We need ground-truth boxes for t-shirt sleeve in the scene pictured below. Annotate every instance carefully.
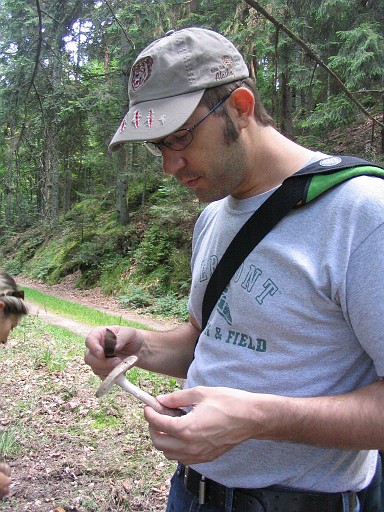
[346,223,384,376]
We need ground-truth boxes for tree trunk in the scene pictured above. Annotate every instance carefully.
[116,147,129,225]
[114,29,131,225]
[5,128,17,226]
[381,93,384,154]
[63,152,72,213]
[281,71,295,140]
[279,8,295,140]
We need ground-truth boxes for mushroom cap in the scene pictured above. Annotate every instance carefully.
[96,355,138,398]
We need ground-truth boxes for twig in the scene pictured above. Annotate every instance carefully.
[104,0,135,51]
[243,0,384,129]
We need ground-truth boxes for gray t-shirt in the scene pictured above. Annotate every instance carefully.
[186,161,384,492]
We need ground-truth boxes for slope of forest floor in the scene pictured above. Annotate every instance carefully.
[320,112,383,158]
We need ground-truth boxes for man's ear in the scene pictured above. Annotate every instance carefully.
[0,301,5,311]
[228,87,254,128]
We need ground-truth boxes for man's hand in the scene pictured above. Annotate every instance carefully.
[144,386,259,464]
[84,325,143,379]
[0,463,11,499]
[84,320,200,380]
[144,381,384,464]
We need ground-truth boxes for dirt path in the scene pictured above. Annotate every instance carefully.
[17,275,179,336]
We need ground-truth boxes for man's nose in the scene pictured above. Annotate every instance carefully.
[162,149,186,177]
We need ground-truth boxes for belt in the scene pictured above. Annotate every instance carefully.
[182,465,358,512]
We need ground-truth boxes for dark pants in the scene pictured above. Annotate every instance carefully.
[356,454,383,512]
[166,458,383,512]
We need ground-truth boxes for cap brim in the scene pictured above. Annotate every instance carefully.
[109,89,205,151]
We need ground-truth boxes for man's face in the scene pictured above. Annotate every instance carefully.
[0,308,19,345]
[159,105,251,202]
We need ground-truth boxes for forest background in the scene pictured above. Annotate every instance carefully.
[1,0,383,320]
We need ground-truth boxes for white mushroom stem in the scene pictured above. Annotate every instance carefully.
[95,356,186,417]
[115,374,186,417]
[114,374,162,410]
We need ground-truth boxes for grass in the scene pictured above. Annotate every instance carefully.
[22,286,151,329]
[0,303,181,511]
[0,428,21,458]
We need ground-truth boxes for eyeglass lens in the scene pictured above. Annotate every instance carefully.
[0,290,25,299]
[144,128,193,156]
[144,81,243,157]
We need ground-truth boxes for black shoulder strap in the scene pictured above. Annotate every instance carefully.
[200,155,384,334]
[293,155,375,176]
[300,157,384,205]
[201,174,309,331]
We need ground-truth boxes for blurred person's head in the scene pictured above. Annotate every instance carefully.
[0,271,28,344]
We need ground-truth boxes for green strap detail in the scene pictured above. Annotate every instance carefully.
[305,166,384,204]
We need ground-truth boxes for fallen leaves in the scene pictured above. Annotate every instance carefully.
[0,318,175,511]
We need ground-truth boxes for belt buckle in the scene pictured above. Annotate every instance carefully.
[199,476,206,505]
[183,465,189,487]
[184,465,207,505]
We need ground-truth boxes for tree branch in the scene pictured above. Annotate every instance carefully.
[104,0,135,51]
[16,0,44,152]
[243,0,384,129]
[25,0,43,99]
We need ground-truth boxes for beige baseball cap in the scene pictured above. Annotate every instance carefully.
[109,27,249,151]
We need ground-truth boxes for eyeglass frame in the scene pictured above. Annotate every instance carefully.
[0,290,25,300]
[143,81,244,157]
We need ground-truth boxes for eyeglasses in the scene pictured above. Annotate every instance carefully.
[144,90,235,157]
[0,290,25,299]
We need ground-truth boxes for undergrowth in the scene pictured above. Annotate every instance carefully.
[0,180,199,322]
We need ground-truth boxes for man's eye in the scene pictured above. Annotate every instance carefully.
[162,139,173,149]
[173,131,189,142]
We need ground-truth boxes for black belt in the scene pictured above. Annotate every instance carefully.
[181,464,358,512]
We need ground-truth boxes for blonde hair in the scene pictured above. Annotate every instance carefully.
[0,271,28,317]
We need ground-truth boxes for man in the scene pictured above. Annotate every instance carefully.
[85,28,384,512]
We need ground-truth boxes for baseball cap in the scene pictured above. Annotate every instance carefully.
[109,27,249,151]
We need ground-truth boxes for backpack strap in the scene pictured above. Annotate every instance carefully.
[199,155,384,335]
[292,155,384,206]
[303,165,384,205]
[201,174,310,332]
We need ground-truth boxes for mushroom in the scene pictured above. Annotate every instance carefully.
[103,328,117,358]
[96,355,186,417]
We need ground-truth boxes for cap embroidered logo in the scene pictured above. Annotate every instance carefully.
[131,56,153,91]
[132,110,142,129]
[213,56,235,81]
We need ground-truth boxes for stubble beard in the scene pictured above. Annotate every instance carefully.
[194,132,246,203]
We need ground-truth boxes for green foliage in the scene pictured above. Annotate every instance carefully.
[329,22,384,89]
[119,284,153,309]
[2,259,23,276]
[300,94,358,135]
[147,292,189,321]
[133,224,173,274]
[89,410,122,429]
[129,179,197,291]
[119,285,189,320]
[2,183,195,320]
[33,347,68,372]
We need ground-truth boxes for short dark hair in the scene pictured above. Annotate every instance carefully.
[201,78,275,127]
